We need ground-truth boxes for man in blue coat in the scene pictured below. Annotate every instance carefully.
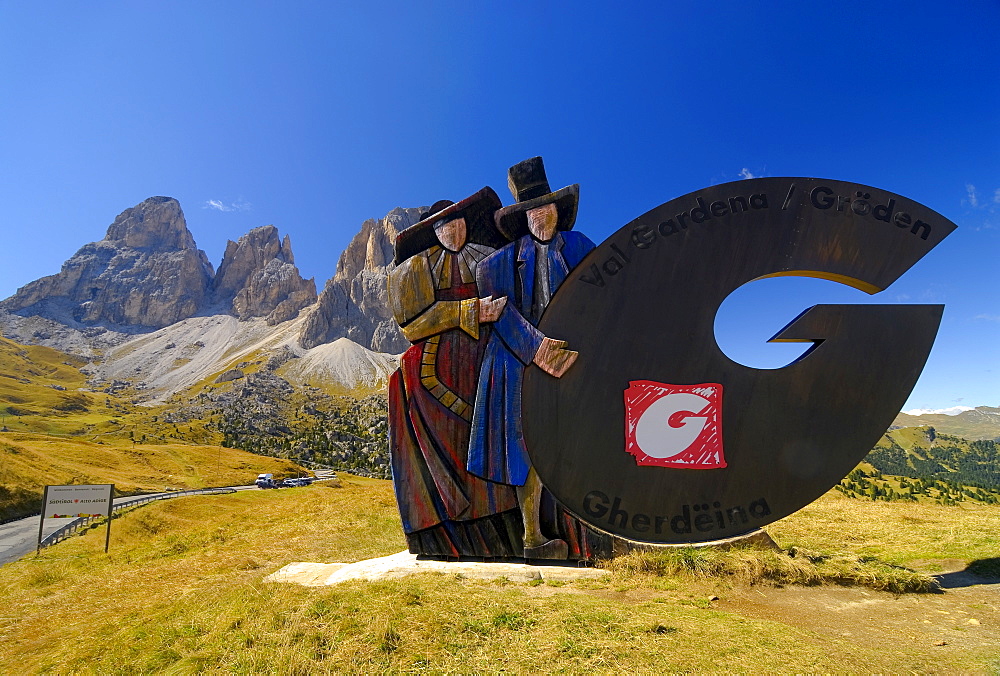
[468,157,596,559]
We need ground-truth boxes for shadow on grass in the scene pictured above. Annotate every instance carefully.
[935,558,1000,589]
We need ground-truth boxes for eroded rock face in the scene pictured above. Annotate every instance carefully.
[1,197,214,329]
[214,225,317,325]
[299,207,423,353]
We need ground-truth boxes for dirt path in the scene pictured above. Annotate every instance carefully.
[717,570,1000,669]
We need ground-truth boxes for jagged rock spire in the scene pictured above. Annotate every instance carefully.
[299,207,423,353]
[214,225,317,325]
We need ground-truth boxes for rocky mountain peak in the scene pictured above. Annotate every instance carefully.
[214,225,317,325]
[215,225,284,297]
[1,196,214,330]
[104,196,198,250]
[299,206,424,353]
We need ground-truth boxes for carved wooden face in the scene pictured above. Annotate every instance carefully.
[527,203,559,242]
[434,216,467,252]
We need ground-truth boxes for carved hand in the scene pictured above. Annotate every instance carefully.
[478,295,507,323]
[533,337,579,378]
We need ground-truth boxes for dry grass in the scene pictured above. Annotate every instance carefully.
[601,544,937,593]
[1,478,997,673]
[0,336,89,404]
[765,489,1000,572]
[0,431,302,522]
[0,335,226,445]
[0,335,105,435]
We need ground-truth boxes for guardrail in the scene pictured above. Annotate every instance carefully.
[38,487,237,551]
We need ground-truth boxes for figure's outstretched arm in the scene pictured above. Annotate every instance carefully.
[478,247,577,377]
[533,337,578,377]
[478,251,545,365]
[527,230,596,377]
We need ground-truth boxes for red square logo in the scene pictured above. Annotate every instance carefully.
[624,381,726,469]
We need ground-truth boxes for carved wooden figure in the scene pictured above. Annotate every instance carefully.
[466,157,600,559]
[388,161,613,561]
[387,187,524,557]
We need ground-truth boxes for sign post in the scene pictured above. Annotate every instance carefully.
[37,484,115,554]
[35,485,49,555]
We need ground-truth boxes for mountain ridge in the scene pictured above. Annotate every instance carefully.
[891,406,1000,441]
[0,196,422,397]
[2,197,215,330]
[1,196,418,357]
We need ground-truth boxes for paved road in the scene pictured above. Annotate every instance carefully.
[0,486,256,566]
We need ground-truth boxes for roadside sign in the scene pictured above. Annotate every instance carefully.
[38,484,115,553]
[42,484,113,518]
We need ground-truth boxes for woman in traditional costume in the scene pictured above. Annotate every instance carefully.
[386,187,522,557]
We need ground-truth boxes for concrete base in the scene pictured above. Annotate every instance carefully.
[265,550,610,586]
[265,531,779,587]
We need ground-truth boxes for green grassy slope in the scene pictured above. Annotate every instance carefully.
[0,335,92,422]
[0,335,223,444]
[0,336,305,522]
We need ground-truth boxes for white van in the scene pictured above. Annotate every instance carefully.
[255,473,277,488]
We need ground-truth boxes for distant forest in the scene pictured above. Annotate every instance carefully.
[835,431,1000,506]
[865,434,999,490]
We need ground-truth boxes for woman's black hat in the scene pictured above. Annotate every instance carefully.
[393,186,506,264]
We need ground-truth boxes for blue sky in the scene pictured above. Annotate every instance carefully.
[0,1,996,411]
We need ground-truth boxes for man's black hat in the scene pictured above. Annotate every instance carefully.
[495,156,580,240]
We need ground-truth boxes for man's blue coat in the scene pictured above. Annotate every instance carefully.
[467,230,596,485]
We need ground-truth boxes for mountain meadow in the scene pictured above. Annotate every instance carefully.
[0,331,997,671]
[0,476,998,672]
